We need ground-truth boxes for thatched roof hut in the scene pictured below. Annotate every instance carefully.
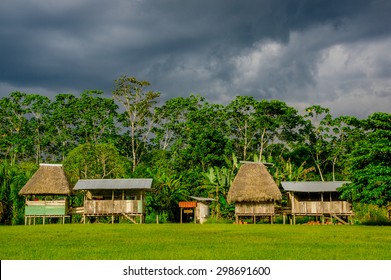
[227,162,282,203]
[19,164,72,196]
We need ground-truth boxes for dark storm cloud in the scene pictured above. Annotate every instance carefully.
[0,0,390,117]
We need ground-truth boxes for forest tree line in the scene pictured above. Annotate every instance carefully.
[1,76,390,224]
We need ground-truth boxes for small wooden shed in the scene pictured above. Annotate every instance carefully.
[227,162,282,224]
[73,178,152,224]
[19,164,72,225]
[281,181,353,224]
[179,196,216,224]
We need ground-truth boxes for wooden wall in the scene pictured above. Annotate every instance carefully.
[25,200,68,216]
[235,202,275,215]
[84,200,144,215]
[288,192,352,215]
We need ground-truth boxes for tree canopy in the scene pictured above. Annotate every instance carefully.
[1,76,390,223]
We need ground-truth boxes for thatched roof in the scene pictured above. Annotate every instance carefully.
[19,164,72,196]
[227,162,282,203]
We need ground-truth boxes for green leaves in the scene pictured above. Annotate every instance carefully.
[201,161,239,219]
[63,143,127,183]
[340,112,391,206]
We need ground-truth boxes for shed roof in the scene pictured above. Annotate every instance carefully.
[227,162,282,203]
[73,179,152,191]
[19,164,72,196]
[189,196,217,202]
[281,181,350,192]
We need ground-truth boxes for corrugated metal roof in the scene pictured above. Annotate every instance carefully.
[189,196,217,202]
[73,179,153,190]
[281,181,350,192]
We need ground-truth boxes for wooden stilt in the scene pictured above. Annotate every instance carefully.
[194,208,196,224]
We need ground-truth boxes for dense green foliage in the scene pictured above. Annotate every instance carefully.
[340,113,391,206]
[1,224,391,260]
[0,76,390,224]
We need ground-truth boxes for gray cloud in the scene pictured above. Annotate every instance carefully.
[1,0,390,118]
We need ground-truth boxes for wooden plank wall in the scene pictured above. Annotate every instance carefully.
[235,202,275,214]
[25,200,67,216]
[84,200,143,215]
[292,200,352,215]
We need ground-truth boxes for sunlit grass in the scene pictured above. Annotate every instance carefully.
[1,224,390,260]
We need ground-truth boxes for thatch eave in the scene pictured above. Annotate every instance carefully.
[19,164,72,196]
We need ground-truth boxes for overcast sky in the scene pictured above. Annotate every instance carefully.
[1,0,390,118]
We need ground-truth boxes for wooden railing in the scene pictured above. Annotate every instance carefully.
[25,200,67,216]
[292,201,352,215]
[84,200,144,215]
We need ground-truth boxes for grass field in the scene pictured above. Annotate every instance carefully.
[1,223,391,260]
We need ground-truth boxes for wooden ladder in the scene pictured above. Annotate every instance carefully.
[122,213,138,224]
[331,214,348,225]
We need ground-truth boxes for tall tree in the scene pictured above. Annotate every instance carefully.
[340,112,391,206]
[23,94,51,164]
[302,105,333,181]
[0,92,31,164]
[63,143,127,183]
[46,94,79,161]
[113,75,160,172]
[74,90,118,144]
[224,96,258,161]
[254,100,303,161]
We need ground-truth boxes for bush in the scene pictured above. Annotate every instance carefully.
[352,203,391,225]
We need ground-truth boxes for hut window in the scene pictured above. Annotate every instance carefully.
[298,192,321,201]
[330,192,339,201]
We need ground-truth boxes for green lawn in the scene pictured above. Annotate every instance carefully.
[1,223,390,260]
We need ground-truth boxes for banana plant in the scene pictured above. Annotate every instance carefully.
[201,156,239,219]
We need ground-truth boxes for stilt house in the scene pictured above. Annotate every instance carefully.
[73,178,152,224]
[227,162,282,224]
[19,164,72,225]
[281,181,353,224]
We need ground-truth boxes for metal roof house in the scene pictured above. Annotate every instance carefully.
[74,179,152,224]
[19,164,73,225]
[281,181,353,224]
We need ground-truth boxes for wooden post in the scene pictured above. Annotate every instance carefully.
[156,214,159,224]
[194,207,196,224]
[112,190,114,224]
[180,208,183,224]
[283,213,286,225]
[290,192,296,225]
